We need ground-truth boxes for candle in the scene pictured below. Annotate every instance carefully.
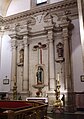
[14,75,16,80]
[14,75,16,83]
[57,73,60,82]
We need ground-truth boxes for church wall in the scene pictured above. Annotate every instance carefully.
[0,0,81,111]
[71,19,84,92]
[0,35,11,92]
[0,18,83,102]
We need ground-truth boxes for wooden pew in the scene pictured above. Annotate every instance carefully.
[0,101,48,119]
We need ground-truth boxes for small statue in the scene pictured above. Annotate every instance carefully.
[19,49,24,63]
[36,66,43,84]
[56,42,64,58]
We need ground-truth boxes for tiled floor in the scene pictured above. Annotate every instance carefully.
[47,112,84,119]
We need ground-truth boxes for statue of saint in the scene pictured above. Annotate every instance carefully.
[56,42,64,58]
[36,66,43,84]
[19,49,24,63]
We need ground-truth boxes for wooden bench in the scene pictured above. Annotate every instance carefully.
[0,101,48,119]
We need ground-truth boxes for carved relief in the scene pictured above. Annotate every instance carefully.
[44,12,53,23]
[15,23,21,32]
[27,16,36,26]
[44,12,62,31]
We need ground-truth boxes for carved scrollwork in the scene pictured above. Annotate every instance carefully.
[44,12,53,23]
[27,16,36,26]
[44,12,62,30]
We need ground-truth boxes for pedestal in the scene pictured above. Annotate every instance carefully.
[53,98,64,113]
[32,84,45,97]
[53,106,64,113]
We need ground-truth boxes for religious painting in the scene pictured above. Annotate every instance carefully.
[3,78,9,84]
[80,75,84,82]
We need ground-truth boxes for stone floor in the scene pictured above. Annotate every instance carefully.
[47,111,84,119]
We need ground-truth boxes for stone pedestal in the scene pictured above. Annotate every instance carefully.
[32,84,45,97]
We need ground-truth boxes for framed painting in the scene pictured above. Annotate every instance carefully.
[3,78,9,84]
[80,75,84,82]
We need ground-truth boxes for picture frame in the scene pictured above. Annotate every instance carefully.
[80,75,84,82]
[3,79,9,84]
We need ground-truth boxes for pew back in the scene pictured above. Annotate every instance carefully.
[0,101,48,119]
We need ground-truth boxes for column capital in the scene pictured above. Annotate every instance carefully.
[9,33,23,40]
[11,39,17,48]
[62,27,69,38]
[23,35,29,46]
[9,33,16,39]
[45,26,54,42]
[47,30,54,42]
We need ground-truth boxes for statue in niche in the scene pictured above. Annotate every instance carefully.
[56,42,64,58]
[36,66,43,84]
[19,49,24,64]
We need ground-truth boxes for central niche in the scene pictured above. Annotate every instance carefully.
[32,65,45,97]
[36,66,44,85]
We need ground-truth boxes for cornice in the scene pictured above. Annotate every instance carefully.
[28,30,47,37]
[3,0,77,24]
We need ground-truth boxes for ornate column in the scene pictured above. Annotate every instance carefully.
[45,25,55,91]
[23,35,29,92]
[60,16,74,111]
[10,36,17,91]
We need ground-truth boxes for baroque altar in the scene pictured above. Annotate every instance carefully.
[4,0,76,111]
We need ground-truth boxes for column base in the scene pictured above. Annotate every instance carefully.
[47,91,56,112]
[52,107,64,113]
[64,91,76,112]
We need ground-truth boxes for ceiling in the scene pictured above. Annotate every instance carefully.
[0,0,84,17]
[0,0,11,16]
